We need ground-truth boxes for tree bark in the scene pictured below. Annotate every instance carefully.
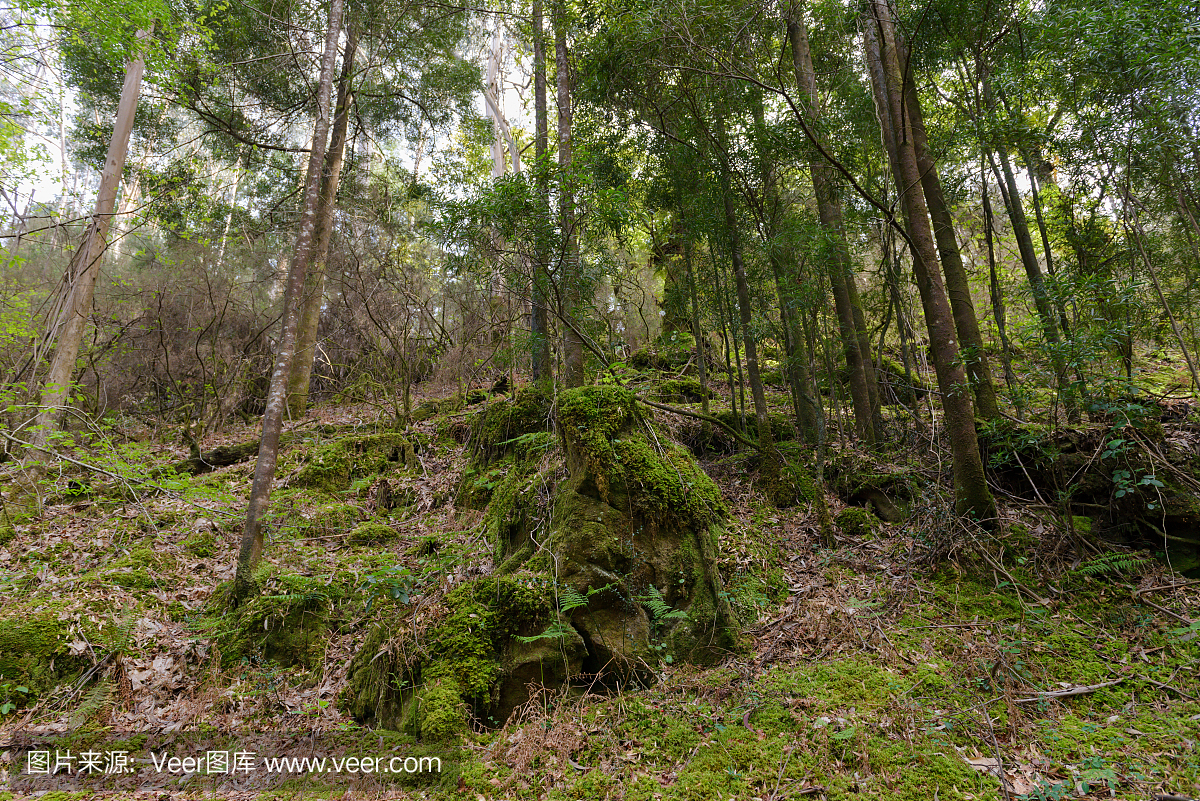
[531,0,552,382]
[287,22,357,418]
[556,3,584,388]
[869,0,995,522]
[233,0,345,604]
[788,7,877,443]
[902,74,1001,421]
[34,30,150,446]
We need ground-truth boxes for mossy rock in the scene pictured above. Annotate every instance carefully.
[0,604,85,698]
[757,452,817,509]
[467,384,552,466]
[552,385,736,674]
[342,572,572,734]
[293,433,417,492]
[349,522,398,546]
[630,331,698,372]
[654,377,714,404]
[681,409,798,456]
[835,506,878,538]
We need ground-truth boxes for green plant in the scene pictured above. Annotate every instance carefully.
[1,681,30,714]
[1072,552,1152,576]
[363,565,414,611]
[1017,777,1073,801]
[515,583,611,644]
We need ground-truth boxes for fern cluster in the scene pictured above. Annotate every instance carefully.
[1073,552,1151,577]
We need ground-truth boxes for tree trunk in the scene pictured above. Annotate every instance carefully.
[982,167,1020,405]
[531,0,552,382]
[714,117,774,455]
[287,22,357,418]
[33,30,150,446]
[869,0,995,522]
[903,75,1001,421]
[556,4,584,388]
[233,0,345,604]
[988,144,1076,417]
[788,7,877,443]
[750,92,819,443]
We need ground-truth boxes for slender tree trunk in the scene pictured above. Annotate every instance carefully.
[982,167,1019,406]
[287,22,357,417]
[531,0,552,382]
[714,118,774,454]
[869,0,995,522]
[685,239,710,417]
[903,75,1000,420]
[233,0,345,604]
[34,30,150,446]
[788,7,877,443]
[749,92,818,443]
[556,4,584,387]
[988,143,1076,417]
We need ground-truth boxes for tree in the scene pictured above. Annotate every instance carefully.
[233,0,345,604]
[866,0,995,522]
[33,29,151,447]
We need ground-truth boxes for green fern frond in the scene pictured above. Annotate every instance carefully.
[515,619,576,644]
[639,586,689,622]
[1073,552,1151,576]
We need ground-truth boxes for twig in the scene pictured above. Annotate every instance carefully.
[1132,587,1195,626]
[1137,676,1197,701]
[1014,677,1125,704]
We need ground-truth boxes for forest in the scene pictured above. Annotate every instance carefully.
[1,0,1199,796]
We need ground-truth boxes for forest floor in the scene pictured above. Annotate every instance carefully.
[1,372,1199,801]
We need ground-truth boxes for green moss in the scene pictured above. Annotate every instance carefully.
[416,679,467,742]
[654,377,713,404]
[835,506,878,538]
[209,582,333,668]
[348,522,398,546]
[182,530,218,557]
[294,433,415,492]
[0,604,84,697]
[0,526,15,547]
[469,385,552,465]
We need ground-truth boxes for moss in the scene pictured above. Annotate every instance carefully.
[465,388,488,405]
[182,530,218,557]
[654,377,713,404]
[835,506,878,538]
[0,604,84,698]
[630,331,697,371]
[294,433,415,492]
[210,582,332,668]
[469,384,552,465]
[0,526,15,547]
[348,521,398,546]
[416,678,468,742]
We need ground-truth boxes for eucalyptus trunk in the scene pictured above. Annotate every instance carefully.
[903,77,1001,421]
[233,0,345,604]
[287,22,358,418]
[34,31,149,446]
[531,0,552,382]
[787,6,877,443]
[556,4,584,388]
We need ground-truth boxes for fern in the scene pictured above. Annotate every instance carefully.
[69,680,112,729]
[556,585,589,613]
[639,586,689,622]
[1073,552,1151,577]
[516,619,577,644]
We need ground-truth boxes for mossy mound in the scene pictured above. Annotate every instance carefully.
[828,450,913,523]
[411,395,464,423]
[293,432,417,492]
[678,409,798,456]
[835,506,878,538]
[551,385,735,675]
[0,604,85,699]
[211,576,342,668]
[467,384,552,465]
[457,385,554,510]
[630,331,699,372]
[341,572,579,736]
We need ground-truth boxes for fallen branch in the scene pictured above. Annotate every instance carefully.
[1014,677,1126,704]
